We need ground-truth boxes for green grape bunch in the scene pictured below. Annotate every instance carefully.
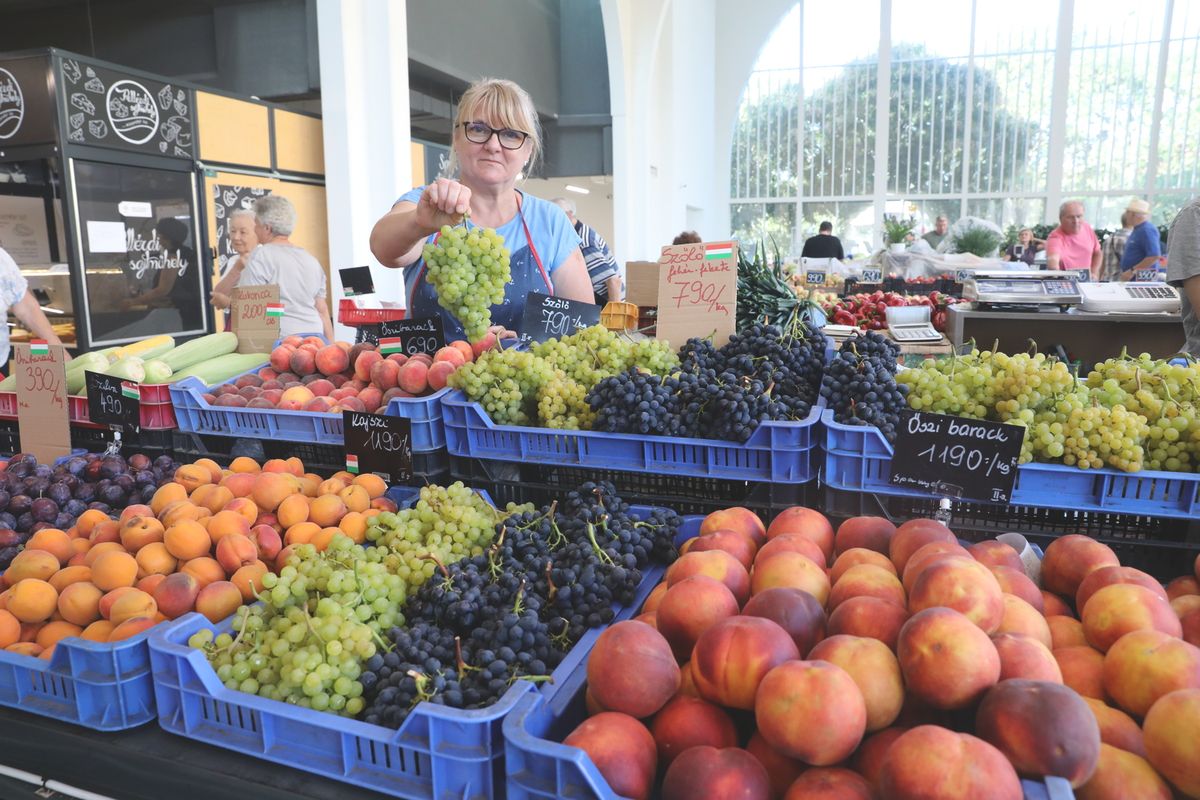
[423,223,511,341]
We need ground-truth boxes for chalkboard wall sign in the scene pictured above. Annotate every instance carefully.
[342,411,412,483]
[518,291,601,343]
[85,370,140,430]
[889,410,1023,503]
[58,56,195,159]
[379,316,445,356]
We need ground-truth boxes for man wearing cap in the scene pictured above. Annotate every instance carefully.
[1045,200,1103,279]
[1168,197,1200,356]
[1117,199,1162,281]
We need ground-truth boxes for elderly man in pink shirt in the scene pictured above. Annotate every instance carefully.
[1045,200,1103,279]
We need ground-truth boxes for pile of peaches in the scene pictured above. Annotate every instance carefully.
[203,335,476,414]
[565,506,1200,800]
[0,455,398,660]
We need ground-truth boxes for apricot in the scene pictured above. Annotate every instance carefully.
[8,579,59,623]
[297,473,322,497]
[35,620,82,650]
[252,472,298,512]
[92,551,138,591]
[80,619,115,642]
[338,485,371,513]
[207,509,251,545]
[215,533,258,574]
[57,582,103,626]
[249,525,283,562]
[191,484,234,515]
[48,565,92,593]
[108,589,156,624]
[137,573,166,595]
[276,493,310,528]
[351,473,387,499]
[221,472,257,498]
[88,519,121,544]
[223,497,259,526]
[25,528,72,565]
[5,549,60,584]
[284,522,321,546]
[7,642,43,658]
[231,561,269,602]
[75,508,112,537]
[180,557,226,588]
[0,609,19,648]
[337,512,368,544]
[309,494,348,527]
[135,542,177,577]
[173,463,212,493]
[97,586,135,619]
[196,581,242,623]
[108,616,157,642]
[164,520,212,561]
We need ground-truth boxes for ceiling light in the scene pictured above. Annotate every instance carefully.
[564,184,589,194]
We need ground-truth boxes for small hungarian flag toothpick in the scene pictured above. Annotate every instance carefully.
[29,339,49,355]
[265,303,285,318]
[704,242,733,260]
[345,454,359,474]
[379,337,403,356]
[121,381,140,399]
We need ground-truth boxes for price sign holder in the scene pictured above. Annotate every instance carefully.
[85,371,140,431]
[890,410,1023,503]
[1133,269,1159,282]
[13,341,70,464]
[1074,269,1091,283]
[861,268,882,284]
[339,266,375,297]
[655,240,737,348]
[518,292,601,344]
[379,317,445,356]
[231,284,281,353]
[342,411,412,483]
[805,269,828,286]
[955,269,973,283]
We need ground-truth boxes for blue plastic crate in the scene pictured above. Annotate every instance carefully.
[441,390,822,483]
[147,504,695,800]
[822,409,1200,519]
[0,614,155,730]
[383,387,449,452]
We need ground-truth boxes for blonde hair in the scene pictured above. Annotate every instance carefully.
[445,78,541,178]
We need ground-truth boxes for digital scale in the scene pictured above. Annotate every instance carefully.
[964,271,1082,308]
[1077,282,1180,313]
[885,305,943,343]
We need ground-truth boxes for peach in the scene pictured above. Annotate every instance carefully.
[396,361,427,395]
[358,386,383,412]
[656,576,739,661]
[564,712,657,800]
[7,580,58,623]
[834,516,896,557]
[448,339,473,363]
[783,768,873,800]
[97,586,135,620]
[976,679,1101,787]
[897,607,1000,709]
[252,472,299,513]
[993,632,1063,682]
[661,746,770,800]
[749,551,829,606]
[641,582,667,614]
[1081,583,1181,652]
[180,557,226,588]
[91,551,138,591]
[87,519,121,544]
[195,581,242,623]
[879,726,1022,800]
[1102,629,1200,718]
[280,385,315,408]
[755,533,827,569]
[908,557,1005,633]
[889,518,956,572]
[1042,535,1120,598]
[108,589,156,625]
[666,550,750,607]
[137,573,166,595]
[1174,594,1200,618]
[269,345,294,373]
[221,472,257,498]
[649,694,738,766]
[900,541,970,594]
[433,345,466,367]
[1082,697,1146,757]
[745,732,805,799]
[223,497,260,526]
[700,507,766,548]
[1185,608,1200,648]
[852,727,908,794]
[1043,590,1075,618]
[250,525,283,562]
[470,333,497,357]
[740,587,826,657]
[163,520,211,561]
[1055,645,1108,701]
[830,547,896,584]
[289,348,316,376]
[1142,688,1200,799]
[315,344,348,376]
[1078,565,1168,616]
[587,621,679,718]
[354,350,382,382]
[427,361,455,391]
[215,533,258,574]
[302,397,334,413]
[766,507,834,562]
[995,594,1053,648]
[828,596,909,651]
[687,531,757,572]
[691,616,799,710]
[47,565,91,593]
[827,564,906,611]
[135,542,177,577]
[153,573,200,620]
[755,659,867,764]
[369,359,400,391]
[1166,576,1200,601]
[25,528,72,565]
[1076,743,1173,800]
[969,539,1025,572]
[809,634,904,731]
[5,549,59,584]
[991,565,1044,612]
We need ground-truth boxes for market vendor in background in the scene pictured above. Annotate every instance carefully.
[1168,197,1200,356]
[802,221,845,260]
[210,209,260,312]
[370,78,594,341]
[552,197,621,306]
[1102,212,1132,281]
[922,215,949,248]
[1117,198,1162,281]
[1005,228,1043,266]
[0,245,66,363]
[1045,200,1102,279]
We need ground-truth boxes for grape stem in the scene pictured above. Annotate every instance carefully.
[586,523,615,564]
[544,561,557,602]
[513,578,527,615]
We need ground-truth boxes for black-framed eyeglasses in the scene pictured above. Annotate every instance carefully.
[461,122,529,150]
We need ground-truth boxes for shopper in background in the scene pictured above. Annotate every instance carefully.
[1118,199,1163,281]
[0,245,65,364]
[1005,228,1042,266]
[551,197,620,306]
[1045,200,1102,278]
[801,221,845,260]
[210,209,260,311]
[241,195,334,340]
[1102,212,1132,281]
[136,218,203,331]
[1167,197,1200,356]
[673,231,702,245]
[371,78,593,341]
[922,215,950,248]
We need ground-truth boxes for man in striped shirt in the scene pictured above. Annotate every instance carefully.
[553,198,620,305]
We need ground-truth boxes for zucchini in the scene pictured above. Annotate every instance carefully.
[168,352,268,387]
[160,332,238,372]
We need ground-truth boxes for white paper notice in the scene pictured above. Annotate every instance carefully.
[118,201,153,218]
[86,220,127,254]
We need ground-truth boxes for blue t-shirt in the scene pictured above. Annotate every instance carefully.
[1121,220,1162,269]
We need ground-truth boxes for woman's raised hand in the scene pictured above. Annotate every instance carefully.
[416,178,473,232]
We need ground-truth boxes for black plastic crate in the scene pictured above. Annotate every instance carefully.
[0,420,18,457]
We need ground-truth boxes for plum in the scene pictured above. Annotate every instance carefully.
[24,477,49,496]
[73,483,96,502]
[31,497,58,523]
[53,511,73,530]
[0,545,19,569]
[154,455,174,471]
[99,484,126,506]
[0,529,18,547]
[28,521,53,534]
[84,460,103,481]
[100,456,127,479]
[47,483,71,507]
[65,456,88,476]
[16,512,33,531]
[59,474,79,491]
[0,489,10,512]
[6,462,28,479]
[128,453,151,471]
[114,474,134,494]
[9,494,31,516]
[63,499,87,518]
[33,464,52,479]
[133,470,156,488]
[0,512,17,530]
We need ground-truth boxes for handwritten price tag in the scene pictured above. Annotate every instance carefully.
[13,342,71,464]
[655,240,737,348]
[231,284,281,353]
[1074,269,1091,283]
[380,316,446,356]
[342,411,412,483]
[517,293,601,344]
[861,269,882,284]
[1133,269,1159,282]
[805,270,827,286]
[889,410,1023,503]
[85,371,140,430]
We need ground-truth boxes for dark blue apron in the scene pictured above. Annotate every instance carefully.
[405,192,552,340]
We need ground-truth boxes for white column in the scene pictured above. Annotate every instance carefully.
[873,0,892,250]
[1045,0,1074,224]
[317,0,412,341]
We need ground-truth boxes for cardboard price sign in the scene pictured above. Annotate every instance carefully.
[655,241,737,348]
[85,371,140,430]
[13,342,71,464]
[518,292,601,344]
[339,266,375,297]
[342,411,412,483]
[231,284,281,353]
[889,410,1023,503]
[379,317,445,356]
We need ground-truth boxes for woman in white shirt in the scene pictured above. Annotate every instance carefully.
[210,208,259,311]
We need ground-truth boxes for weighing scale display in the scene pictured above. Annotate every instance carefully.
[976,281,1042,294]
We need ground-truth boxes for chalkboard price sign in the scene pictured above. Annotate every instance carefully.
[379,316,445,356]
[342,411,412,483]
[85,371,140,430]
[861,269,882,284]
[519,292,601,343]
[339,266,376,297]
[1133,269,1160,282]
[805,270,828,286]
[889,410,1023,503]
